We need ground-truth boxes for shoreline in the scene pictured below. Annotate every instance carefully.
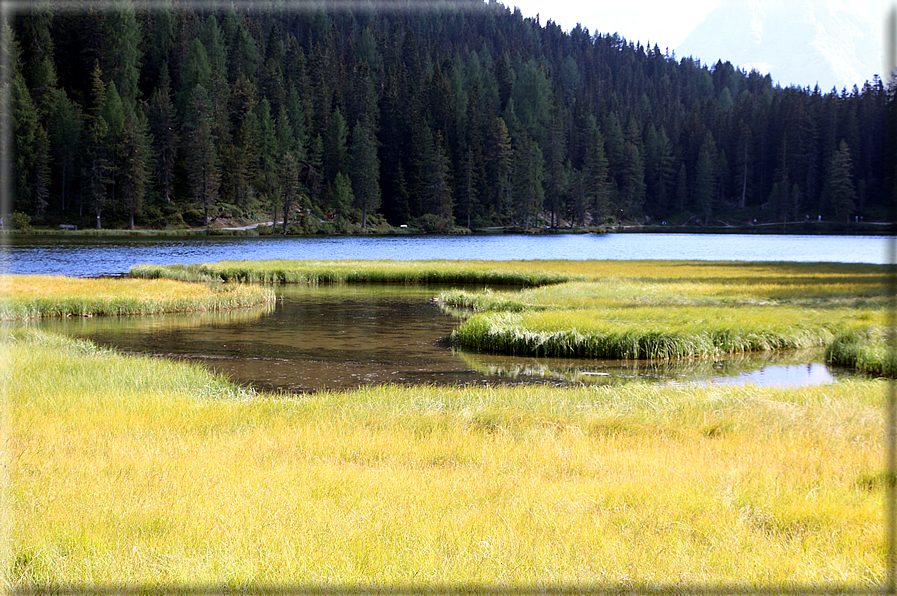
[1,222,891,238]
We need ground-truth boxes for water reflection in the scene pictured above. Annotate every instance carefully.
[457,349,851,387]
[30,284,854,392]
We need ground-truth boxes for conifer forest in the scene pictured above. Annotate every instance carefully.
[6,0,896,232]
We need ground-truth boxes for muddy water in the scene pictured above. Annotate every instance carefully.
[31,284,857,393]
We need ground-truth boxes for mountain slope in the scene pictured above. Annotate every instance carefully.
[676,0,887,90]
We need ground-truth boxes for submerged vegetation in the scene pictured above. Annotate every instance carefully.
[6,327,883,585]
[0,274,275,320]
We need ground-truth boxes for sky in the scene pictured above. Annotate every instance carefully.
[505,0,722,53]
[504,0,892,89]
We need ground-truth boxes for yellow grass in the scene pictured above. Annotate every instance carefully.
[5,329,884,586]
[0,275,275,320]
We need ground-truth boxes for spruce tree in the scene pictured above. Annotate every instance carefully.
[146,63,177,203]
[49,91,83,212]
[350,119,380,229]
[583,127,609,224]
[512,132,544,228]
[184,85,220,225]
[119,110,151,229]
[824,140,858,223]
[103,0,142,102]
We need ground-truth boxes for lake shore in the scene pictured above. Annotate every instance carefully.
[1,219,891,238]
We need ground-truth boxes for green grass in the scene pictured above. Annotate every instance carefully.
[0,275,275,320]
[826,326,895,377]
[433,262,887,367]
[126,259,892,372]
[5,328,884,586]
[129,259,580,286]
[453,306,878,360]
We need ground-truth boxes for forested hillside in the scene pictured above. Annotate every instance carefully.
[6,0,895,232]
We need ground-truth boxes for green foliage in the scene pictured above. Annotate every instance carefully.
[826,326,895,377]
[8,5,892,229]
[11,211,32,231]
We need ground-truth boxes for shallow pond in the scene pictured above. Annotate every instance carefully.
[30,284,859,392]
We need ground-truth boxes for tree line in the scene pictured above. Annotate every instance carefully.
[6,0,895,232]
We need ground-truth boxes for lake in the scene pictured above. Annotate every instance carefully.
[4,232,891,277]
[10,233,878,392]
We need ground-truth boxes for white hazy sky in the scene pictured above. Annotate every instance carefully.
[504,0,722,51]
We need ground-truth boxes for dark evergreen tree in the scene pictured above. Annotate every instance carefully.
[184,85,220,225]
[823,140,858,223]
[511,131,544,228]
[102,0,142,103]
[146,63,177,203]
[119,110,151,229]
[280,150,301,233]
[583,127,610,224]
[350,119,381,229]
[86,62,111,228]
[49,91,83,213]
[486,116,512,218]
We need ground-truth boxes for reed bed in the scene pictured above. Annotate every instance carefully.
[454,307,879,360]
[435,262,886,366]
[129,260,579,286]
[0,274,275,320]
[6,329,883,585]
[826,326,896,377]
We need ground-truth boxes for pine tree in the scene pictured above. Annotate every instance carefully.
[332,172,354,220]
[417,128,454,221]
[457,146,478,229]
[19,1,58,117]
[486,117,512,218]
[543,114,567,227]
[184,85,220,225]
[86,62,111,228]
[583,127,610,224]
[119,110,151,229]
[694,147,715,225]
[350,119,380,229]
[49,90,83,213]
[824,140,858,223]
[33,125,50,218]
[512,132,544,228]
[280,151,301,233]
[178,39,211,115]
[146,63,177,202]
[101,81,126,213]
[324,107,349,182]
[103,0,142,102]
[254,99,279,225]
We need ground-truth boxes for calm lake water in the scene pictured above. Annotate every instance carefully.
[10,233,878,391]
[4,232,891,277]
[28,284,858,392]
